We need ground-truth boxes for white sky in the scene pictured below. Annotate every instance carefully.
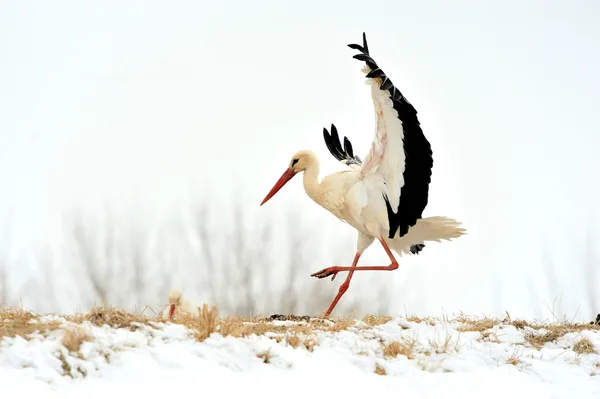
[1,0,600,320]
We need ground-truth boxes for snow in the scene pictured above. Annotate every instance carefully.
[1,316,599,398]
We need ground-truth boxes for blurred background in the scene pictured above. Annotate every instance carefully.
[1,0,599,321]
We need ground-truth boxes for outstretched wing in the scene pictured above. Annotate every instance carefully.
[349,32,433,239]
[322,124,362,166]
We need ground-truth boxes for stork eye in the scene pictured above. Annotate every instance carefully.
[291,158,299,167]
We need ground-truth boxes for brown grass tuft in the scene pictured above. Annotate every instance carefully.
[525,329,562,348]
[256,350,272,363]
[56,352,72,376]
[507,353,520,366]
[375,364,387,375]
[62,326,90,353]
[456,316,499,332]
[447,312,600,348]
[215,316,314,338]
[363,315,392,327]
[429,333,461,354]
[286,334,302,348]
[78,305,148,330]
[506,347,522,366]
[479,330,501,343]
[304,337,318,352]
[406,315,437,326]
[511,320,531,329]
[573,337,595,355]
[328,318,357,332]
[196,304,218,341]
[383,337,417,359]
[0,307,61,340]
[173,304,219,342]
[523,323,599,348]
[217,316,246,337]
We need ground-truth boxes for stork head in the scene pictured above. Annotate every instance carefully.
[260,150,315,206]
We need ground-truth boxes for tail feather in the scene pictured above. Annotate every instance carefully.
[389,216,466,256]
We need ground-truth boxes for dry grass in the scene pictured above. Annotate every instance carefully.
[256,350,272,363]
[329,318,357,332]
[216,316,314,338]
[282,332,319,352]
[573,337,596,355]
[0,307,61,340]
[304,337,318,352]
[176,304,219,342]
[3,302,600,361]
[445,312,600,349]
[525,329,563,348]
[62,326,91,353]
[506,347,523,366]
[383,337,417,359]
[507,353,520,366]
[405,315,437,326]
[375,364,387,375]
[363,315,392,327]
[2,303,599,379]
[479,329,501,343]
[523,323,600,348]
[511,320,531,329]
[429,333,462,354]
[455,316,499,332]
[286,334,302,348]
[217,316,248,337]
[71,305,151,330]
[165,305,353,350]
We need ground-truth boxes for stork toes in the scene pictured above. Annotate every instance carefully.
[310,266,342,280]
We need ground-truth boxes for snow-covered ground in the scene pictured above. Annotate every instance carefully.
[1,313,600,398]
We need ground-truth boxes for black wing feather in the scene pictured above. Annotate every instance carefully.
[323,124,362,166]
[347,43,366,53]
[323,128,342,160]
[343,136,355,158]
[329,124,345,156]
[366,68,385,78]
[348,32,433,242]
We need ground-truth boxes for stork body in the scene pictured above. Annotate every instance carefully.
[260,33,466,316]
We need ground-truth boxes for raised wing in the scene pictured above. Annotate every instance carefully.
[349,33,433,239]
[322,124,362,166]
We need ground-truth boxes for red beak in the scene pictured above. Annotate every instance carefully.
[168,304,176,320]
[260,168,297,206]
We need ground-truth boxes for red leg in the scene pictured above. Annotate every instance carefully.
[311,238,398,280]
[322,252,361,317]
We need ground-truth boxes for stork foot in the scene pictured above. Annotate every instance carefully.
[311,266,342,280]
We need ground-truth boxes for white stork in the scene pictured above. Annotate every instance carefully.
[260,33,466,316]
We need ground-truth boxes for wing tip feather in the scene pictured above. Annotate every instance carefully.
[322,124,362,166]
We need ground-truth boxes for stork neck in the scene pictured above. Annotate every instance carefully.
[302,161,322,201]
